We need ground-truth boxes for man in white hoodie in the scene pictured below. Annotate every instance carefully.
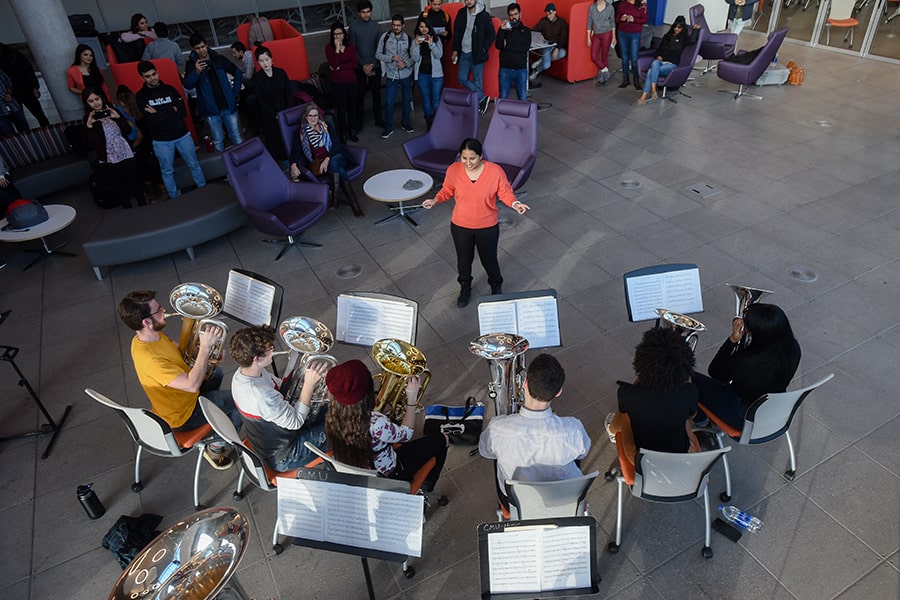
[451,0,496,114]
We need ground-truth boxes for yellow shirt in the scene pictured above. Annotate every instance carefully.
[131,332,198,428]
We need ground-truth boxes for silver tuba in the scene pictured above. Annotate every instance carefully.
[169,283,228,381]
[371,338,431,422]
[279,316,337,421]
[727,283,773,349]
[470,333,529,417]
[655,308,706,352]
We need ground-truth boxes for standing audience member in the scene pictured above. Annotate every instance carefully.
[121,14,158,42]
[615,0,648,90]
[587,0,616,85]
[115,84,163,202]
[251,46,294,162]
[411,18,444,131]
[67,44,111,101]
[0,153,16,268]
[0,69,27,135]
[635,16,699,105]
[0,43,49,127]
[230,42,255,83]
[530,4,568,85]
[82,87,146,209]
[496,3,531,102]
[421,0,452,46]
[375,15,415,139]
[452,0,496,114]
[726,0,759,34]
[326,22,360,143]
[350,0,384,131]
[230,42,258,134]
[183,34,243,152]
[142,23,185,74]
[422,138,529,306]
[135,61,206,199]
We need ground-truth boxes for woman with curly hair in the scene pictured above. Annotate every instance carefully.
[610,327,699,466]
[324,360,448,490]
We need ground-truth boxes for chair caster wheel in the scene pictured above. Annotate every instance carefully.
[233,492,244,501]
[131,482,143,493]
[720,492,731,502]
[702,546,713,559]
[784,469,796,481]
[438,495,449,506]
[273,543,283,555]
[195,504,204,511]
[403,566,415,578]
[604,471,615,482]
[607,542,619,554]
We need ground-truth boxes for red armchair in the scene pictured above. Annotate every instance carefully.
[520,0,597,83]
[237,19,311,82]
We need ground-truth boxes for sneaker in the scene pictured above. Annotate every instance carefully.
[380,129,394,139]
[529,68,540,81]
[0,260,6,270]
[651,92,659,101]
[530,58,542,70]
[203,447,233,470]
[478,96,490,115]
[635,97,647,106]
[401,124,415,133]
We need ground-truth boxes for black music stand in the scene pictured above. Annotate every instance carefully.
[0,310,72,459]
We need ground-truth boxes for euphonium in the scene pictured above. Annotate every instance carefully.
[169,283,227,381]
[371,338,431,422]
[470,333,529,417]
[655,308,706,352]
[727,283,773,349]
[279,316,337,420]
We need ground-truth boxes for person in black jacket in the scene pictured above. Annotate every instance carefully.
[0,43,49,127]
[496,3,531,102]
[451,0,496,113]
[694,303,802,430]
[635,15,699,105]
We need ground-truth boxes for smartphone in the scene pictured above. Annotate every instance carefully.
[95,109,110,119]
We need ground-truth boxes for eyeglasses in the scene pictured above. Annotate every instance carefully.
[143,306,164,320]
[307,113,319,119]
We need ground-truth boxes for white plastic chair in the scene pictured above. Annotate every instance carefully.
[504,471,601,520]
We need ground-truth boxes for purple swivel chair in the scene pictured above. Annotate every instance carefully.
[402,88,479,177]
[636,29,706,103]
[481,99,538,193]
[689,4,737,75]
[717,26,788,100]
[223,138,329,261]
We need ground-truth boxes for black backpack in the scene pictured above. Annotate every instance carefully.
[111,38,146,63]
[68,14,98,37]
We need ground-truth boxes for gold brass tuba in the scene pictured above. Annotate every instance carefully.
[169,283,227,381]
[727,283,773,348]
[371,338,431,422]
[279,316,337,421]
[655,308,706,352]
[470,333,529,417]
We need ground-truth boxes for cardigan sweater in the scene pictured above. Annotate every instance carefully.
[433,161,517,229]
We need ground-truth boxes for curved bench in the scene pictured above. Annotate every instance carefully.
[82,181,246,280]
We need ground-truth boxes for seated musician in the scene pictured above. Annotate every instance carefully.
[324,360,448,491]
[609,327,700,468]
[479,354,591,511]
[117,290,239,470]
[229,325,328,471]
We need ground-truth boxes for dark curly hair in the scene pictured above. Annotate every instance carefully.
[229,325,275,368]
[632,328,696,393]
[325,384,375,469]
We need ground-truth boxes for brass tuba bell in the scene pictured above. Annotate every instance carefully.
[169,283,227,381]
[279,316,337,421]
[371,338,431,422]
[727,283,773,349]
[655,308,706,352]
[470,333,529,417]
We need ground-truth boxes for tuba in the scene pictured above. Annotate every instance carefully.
[470,333,529,417]
[371,338,431,422]
[279,316,337,421]
[727,283,773,349]
[169,283,228,381]
[656,308,706,352]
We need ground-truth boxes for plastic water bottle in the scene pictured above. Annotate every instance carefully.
[720,505,763,533]
[772,53,779,66]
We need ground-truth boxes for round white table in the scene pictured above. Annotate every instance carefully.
[0,204,77,270]
[363,169,434,227]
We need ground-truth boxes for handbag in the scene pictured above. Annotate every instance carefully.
[423,397,484,445]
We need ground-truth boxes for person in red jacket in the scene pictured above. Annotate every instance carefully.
[615,0,648,90]
[422,138,530,307]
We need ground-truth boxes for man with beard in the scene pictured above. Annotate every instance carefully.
[117,290,238,469]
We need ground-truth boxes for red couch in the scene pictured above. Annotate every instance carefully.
[442,3,501,100]
[520,0,597,83]
[237,19,311,82]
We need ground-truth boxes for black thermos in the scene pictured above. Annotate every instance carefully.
[77,483,106,519]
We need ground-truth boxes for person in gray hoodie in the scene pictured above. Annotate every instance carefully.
[411,17,444,131]
[375,15,415,138]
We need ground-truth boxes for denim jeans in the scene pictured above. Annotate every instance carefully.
[328,152,350,182]
[499,68,528,101]
[175,367,241,452]
[457,51,485,101]
[271,408,329,471]
[416,73,444,116]
[152,132,206,198]
[206,109,242,151]
[538,47,567,72]
[0,110,27,135]
[618,31,641,76]
[384,76,412,131]
[644,60,675,93]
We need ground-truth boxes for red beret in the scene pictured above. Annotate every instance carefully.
[326,359,372,406]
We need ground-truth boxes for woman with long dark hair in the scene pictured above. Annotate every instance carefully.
[251,45,294,162]
[67,44,111,101]
[322,360,448,491]
[635,15,699,105]
[411,17,443,131]
[325,22,359,143]
[121,13,158,42]
[695,303,802,429]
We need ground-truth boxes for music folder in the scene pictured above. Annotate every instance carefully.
[335,292,418,346]
[476,289,561,349]
[623,264,703,322]
[222,269,283,327]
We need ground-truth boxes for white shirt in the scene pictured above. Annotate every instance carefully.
[232,370,310,430]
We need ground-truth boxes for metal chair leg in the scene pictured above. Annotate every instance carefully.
[717,432,732,502]
[132,446,144,492]
[608,478,624,553]
[784,430,797,480]
[701,487,713,558]
[194,443,206,510]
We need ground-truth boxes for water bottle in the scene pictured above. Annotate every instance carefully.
[772,53,779,66]
[719,505,763,533]
[77,483,106,519]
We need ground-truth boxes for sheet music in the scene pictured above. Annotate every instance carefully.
[336,294,417,346]
[477,295,560,348]
[539,527,592,591]
[277,477,424,557]
[224,271,276,325]
[625,267,702,322]
[487,529,542,593]
[487,526,591,593]
[477,301,518,334]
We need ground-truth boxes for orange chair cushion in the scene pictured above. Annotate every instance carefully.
[409,456,437,495]
[243,438,321,485]
[698,402,742,438]
[827,18,859,26]
[614,431,635,485]
[172,423,213,449]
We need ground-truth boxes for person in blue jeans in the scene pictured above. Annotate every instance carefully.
[615,0,647,90]
[375,15,415,139]
[411,17,444,131]
[636,16,699,105]
[135,62,206,199]
[451,0,496,114]
[183,34,243,152]
[496,3,531,102]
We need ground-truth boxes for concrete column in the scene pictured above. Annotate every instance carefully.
[9,0,82,122]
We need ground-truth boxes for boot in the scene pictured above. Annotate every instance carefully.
[633,75,642,91]
[340,180,364,217]
[457,282,472,308]
[618,74,631,89]
[490,283,503,295]
[424,114,434,131]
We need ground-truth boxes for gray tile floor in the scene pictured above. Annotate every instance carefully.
[2,33,899,600]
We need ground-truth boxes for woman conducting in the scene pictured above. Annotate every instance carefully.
[422,138,530,307]
[322,359,448,492]
[694,303,801,430]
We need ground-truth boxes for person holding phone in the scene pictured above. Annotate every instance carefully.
[411,17,443,131]
[183,34,243,152]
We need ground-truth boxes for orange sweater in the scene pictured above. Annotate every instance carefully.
[433,161,517,229]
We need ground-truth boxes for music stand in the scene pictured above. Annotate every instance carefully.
[623,264,703,323]
[476,289,561,349]
[335,292,419,346]
[0,310,72,459]
[223,269,284,375]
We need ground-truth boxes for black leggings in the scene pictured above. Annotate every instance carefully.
[390,432,448,490]
[451,222,502,287]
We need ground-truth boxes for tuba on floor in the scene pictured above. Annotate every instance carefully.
[470,333,529,417]
[656,308,706,352]
[727,283,773,349]
[279,317,337,421]
[169,283,228,381]
[371,338,431,422]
